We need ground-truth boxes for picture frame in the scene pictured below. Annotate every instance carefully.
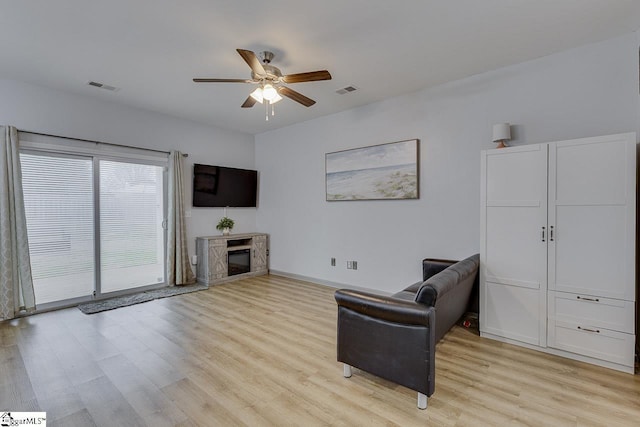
[325,139,419,201]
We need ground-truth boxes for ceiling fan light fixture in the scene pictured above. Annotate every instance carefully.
[262,84,278,101]
[271,92,283,103]
[250,87,264,103]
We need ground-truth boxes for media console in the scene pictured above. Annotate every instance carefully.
[195,233,268,285]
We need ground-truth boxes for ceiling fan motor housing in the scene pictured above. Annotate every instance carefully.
[252,64,283,82]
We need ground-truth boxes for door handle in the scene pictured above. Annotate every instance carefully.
[550,225,554,242]
[541,226,546,242]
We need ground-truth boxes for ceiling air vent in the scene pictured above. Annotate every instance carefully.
[336,86,358,95]
[87,81,119,92]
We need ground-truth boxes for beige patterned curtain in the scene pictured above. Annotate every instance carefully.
[166,150,196,285]
[0,126,36,319]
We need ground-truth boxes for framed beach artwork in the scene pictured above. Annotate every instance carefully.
[325,139,419,201]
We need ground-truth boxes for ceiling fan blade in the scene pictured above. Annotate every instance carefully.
[278,86,316,107]
[241,96,257,108]
[193,78,254,83]
[282,70,332,84]
[237,49,266,76]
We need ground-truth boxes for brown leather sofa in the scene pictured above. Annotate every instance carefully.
[334,253,479,409]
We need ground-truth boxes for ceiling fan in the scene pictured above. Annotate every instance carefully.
[193,49,332,117]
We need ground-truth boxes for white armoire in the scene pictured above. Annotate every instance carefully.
[480,133,636,373]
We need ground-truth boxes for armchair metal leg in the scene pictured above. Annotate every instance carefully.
[417,392,427,410]
[343,364,352,378]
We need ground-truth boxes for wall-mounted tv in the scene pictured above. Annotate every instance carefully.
[193,164,258,207]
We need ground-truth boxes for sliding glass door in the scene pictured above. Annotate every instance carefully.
[20,151,167,307]
[99,160,165,293]
[21,153,95,304]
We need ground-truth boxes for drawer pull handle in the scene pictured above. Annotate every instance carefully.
[577,326,600,333]
[576,296,599,302]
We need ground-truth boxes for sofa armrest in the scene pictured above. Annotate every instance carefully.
[334,289,434,326]
[422,258,457,281]
[417,254,480,305]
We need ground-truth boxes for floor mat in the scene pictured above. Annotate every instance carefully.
[77,283,208,314]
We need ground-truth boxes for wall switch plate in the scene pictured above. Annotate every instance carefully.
[352,261,357,270]
[191,255,198,265]
[184,210,192,218]
[331,257,336,266]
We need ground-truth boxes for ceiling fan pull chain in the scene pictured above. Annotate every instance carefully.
[265,100,269,121]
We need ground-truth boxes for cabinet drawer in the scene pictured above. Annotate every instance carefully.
[549,291,634,333]
[548,319,635,367]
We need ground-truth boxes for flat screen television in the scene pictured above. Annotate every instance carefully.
[193,164,258,207]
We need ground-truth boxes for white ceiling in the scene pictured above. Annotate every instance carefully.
[1,1,639,135]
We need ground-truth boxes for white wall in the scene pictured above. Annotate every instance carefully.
[255,32,639,292]
[0,79,256,259]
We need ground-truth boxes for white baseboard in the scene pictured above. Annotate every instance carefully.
[269,270,346,289]
[268,270,393,295]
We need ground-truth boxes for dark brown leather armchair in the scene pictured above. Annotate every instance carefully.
[334,254,479,409]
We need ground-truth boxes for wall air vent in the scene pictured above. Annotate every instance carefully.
[87,81,119,92]
[336,86,358,95]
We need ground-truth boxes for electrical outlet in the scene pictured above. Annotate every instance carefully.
[331,257,336,266]
[347,261,352,269]
[352,261,357,270]
[191,255,198,265]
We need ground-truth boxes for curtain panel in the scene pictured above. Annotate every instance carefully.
[0,125,36,319]
[166,150,196,285]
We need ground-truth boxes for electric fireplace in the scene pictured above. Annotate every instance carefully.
[228,249,251,276]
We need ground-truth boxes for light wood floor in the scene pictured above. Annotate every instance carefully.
[1,274,639,426]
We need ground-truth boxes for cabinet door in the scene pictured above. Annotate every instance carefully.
[480,144,548,346]
[548,134,636,301]
[195,238,208,283]
[252,235,268,272]
[210,239,228,279]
